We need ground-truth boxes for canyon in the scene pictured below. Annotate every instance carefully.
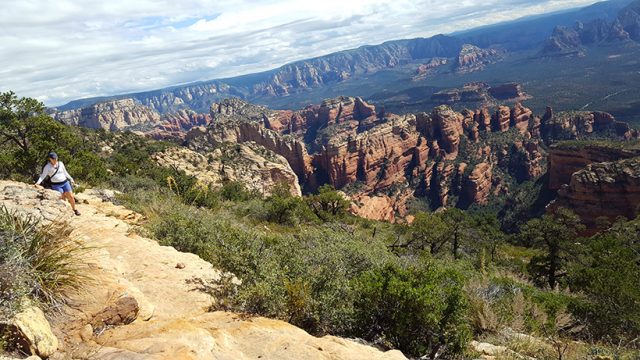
[51,93,640,227]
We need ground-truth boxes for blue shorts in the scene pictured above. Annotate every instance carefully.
[51,181,73,193]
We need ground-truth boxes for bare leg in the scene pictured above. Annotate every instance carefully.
[65,191,77,211]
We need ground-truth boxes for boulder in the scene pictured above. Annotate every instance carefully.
[4,306,58,358]
[91,297,139,331]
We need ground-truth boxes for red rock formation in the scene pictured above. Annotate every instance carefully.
[263,96,379,136]
[431,106,464,157]
[548,143,640,190]
[492,106,511,132]
[463,163,493,205]
[474,108,492,132]
[511,103,533,135]
[553,157,640,228]
[415,58,448,79]
[152,110,212,137]
[523,141,545,180]
[313,115,424,190]
[461,110,479,142]
[180,97,639,223]
[349,194,396,222]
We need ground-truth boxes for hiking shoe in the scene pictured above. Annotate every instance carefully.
[74,209,81,216]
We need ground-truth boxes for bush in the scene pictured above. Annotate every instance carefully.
[0,206,87,320]
[219,181,257,202]
[306,185,350,221]
[469,275,577,337]
[352,261,471,358]
[264,183,317,226]
[141,197,392,335]
[569,219,640,343]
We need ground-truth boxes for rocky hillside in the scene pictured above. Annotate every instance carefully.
[540,0,640,56]
[152,142,302,197]
[430,82,528,106]
[455,44,503,73]
[0,181,406,360]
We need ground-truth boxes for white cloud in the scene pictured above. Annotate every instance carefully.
[0,0,600,106]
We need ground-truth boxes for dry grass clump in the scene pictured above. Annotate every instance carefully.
[0,206,89,320]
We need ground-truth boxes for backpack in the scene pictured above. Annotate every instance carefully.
[41,162,60,189]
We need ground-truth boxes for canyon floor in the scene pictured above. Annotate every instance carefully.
[0,181,406,360]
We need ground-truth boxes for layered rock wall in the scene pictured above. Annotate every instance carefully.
[54,99,161,131]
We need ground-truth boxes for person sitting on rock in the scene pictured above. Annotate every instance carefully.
[34,152,80,216]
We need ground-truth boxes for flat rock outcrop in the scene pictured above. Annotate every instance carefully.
[488,83,528,101]
[3,305,58,358]
[0,181,407,360]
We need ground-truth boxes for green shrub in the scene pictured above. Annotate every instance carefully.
[219,181,257,202]
[352,261,471,358]
[568,219,640,343]
[264,183,317,226]
[306,185,350,221]
[472,275,576,336]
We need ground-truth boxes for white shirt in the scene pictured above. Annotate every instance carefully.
[36,161,74,185]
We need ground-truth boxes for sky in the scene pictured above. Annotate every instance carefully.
[0,0,601,106]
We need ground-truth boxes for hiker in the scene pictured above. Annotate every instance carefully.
[34,152,80,216]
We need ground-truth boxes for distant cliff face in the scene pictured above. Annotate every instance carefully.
[54,99,161,131]
[252,35,465,97]
[540,0,640,57]
[53,34,473,115]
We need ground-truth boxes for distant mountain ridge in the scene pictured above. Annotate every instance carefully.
[54,0,637,116]
[56,35,468,114]
[540,0,640,56]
